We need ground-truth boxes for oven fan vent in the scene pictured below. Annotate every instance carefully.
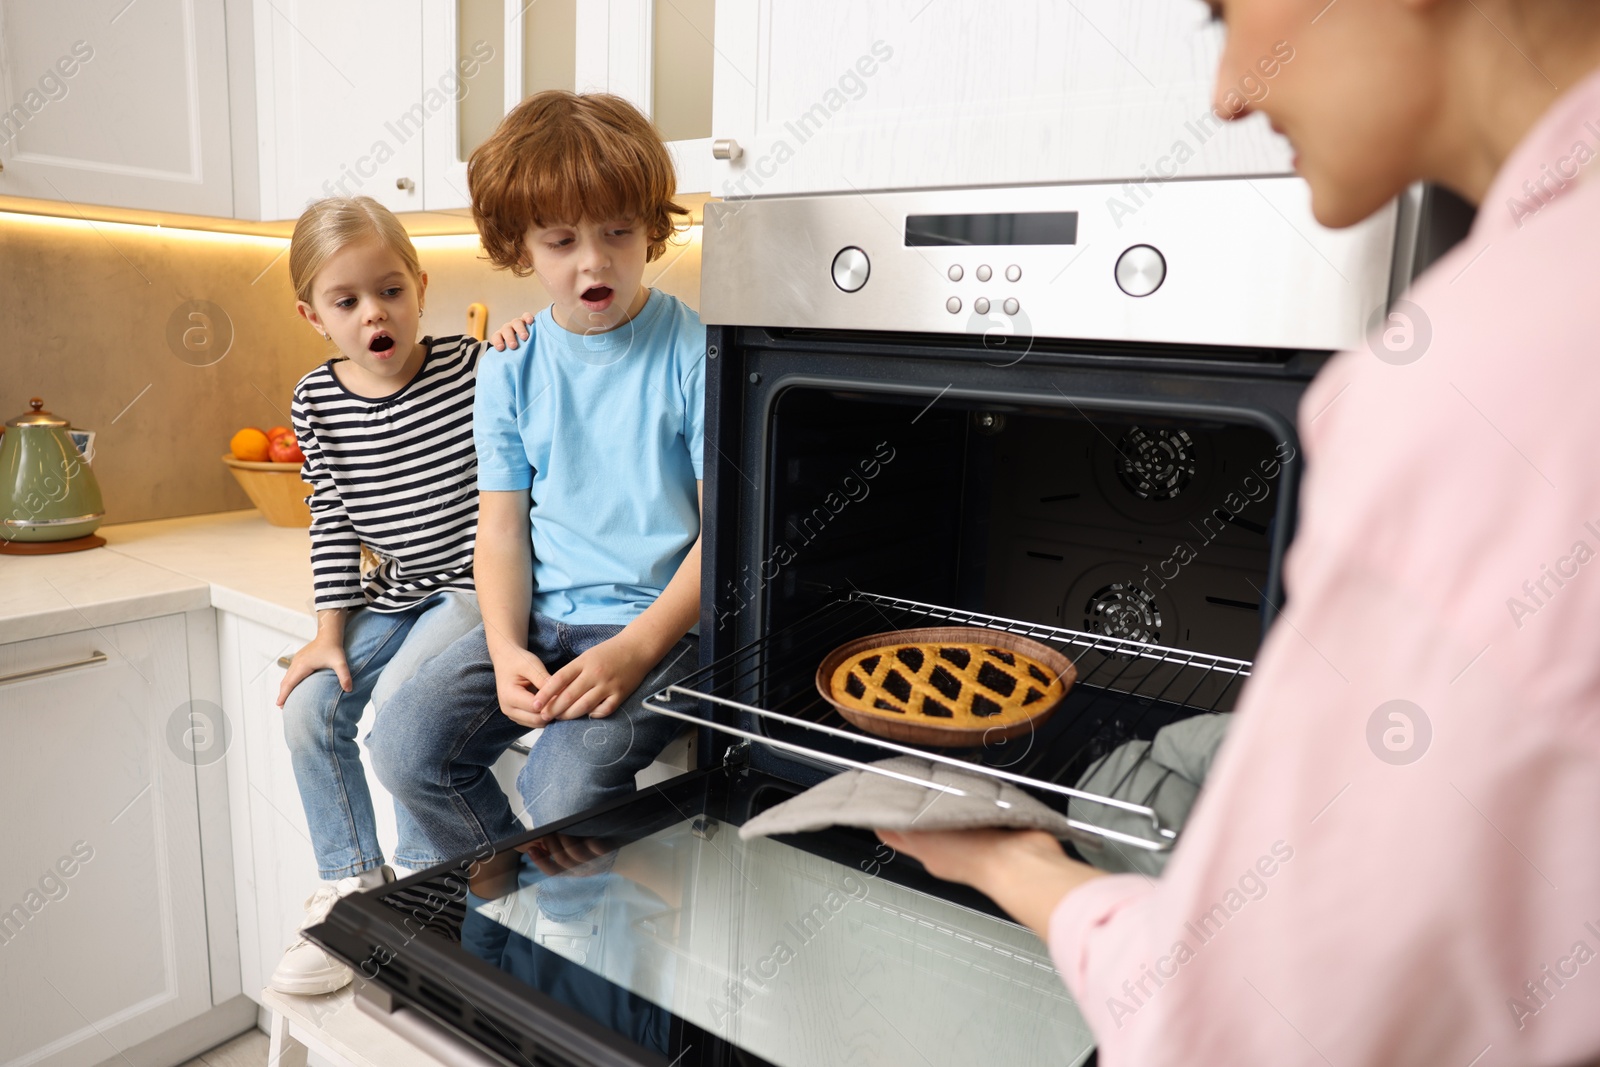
[363,943,583,1067]
[1116,427,1196,500]
[1083,582,1162,645]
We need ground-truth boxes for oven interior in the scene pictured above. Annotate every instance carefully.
[763,386,1284,658]
[667,372,1297,849]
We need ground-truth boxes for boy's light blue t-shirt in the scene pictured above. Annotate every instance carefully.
[474,289,706,626]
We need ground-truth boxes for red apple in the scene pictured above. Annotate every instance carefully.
[266,425,293,443]
[268,435,304,464]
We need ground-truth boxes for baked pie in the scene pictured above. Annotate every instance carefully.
[816,628,1076,746]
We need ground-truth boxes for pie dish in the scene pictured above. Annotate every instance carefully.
[815,627,1076,747]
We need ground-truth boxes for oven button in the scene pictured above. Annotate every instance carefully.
[945,296,962,314]
[947,264,963,282]
[975,264,992,282]
[974,297,990,315]
[1003,297,1020,316]
[1005,264,1021,282]
[831,246,871,292]
[1115,244,1167,297]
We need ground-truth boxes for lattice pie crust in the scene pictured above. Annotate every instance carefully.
[828,641,1067,729]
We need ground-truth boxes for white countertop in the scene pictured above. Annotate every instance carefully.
[1,510,317,644]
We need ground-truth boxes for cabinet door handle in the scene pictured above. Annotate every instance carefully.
[395,177,415,191]
[711,139,743,161]
[0,651,108,687]
[277,656,292,669]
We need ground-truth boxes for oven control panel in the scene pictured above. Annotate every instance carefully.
[703,178,1396,352]
[934,259,1033,317]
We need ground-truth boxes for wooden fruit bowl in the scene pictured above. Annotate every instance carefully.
[221,454,311,527]
[815,626,1077,748]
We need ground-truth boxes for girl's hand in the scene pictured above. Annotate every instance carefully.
[489,312,536,351]
[531,633,655,723]
[494,646,554,727]
[275,633,352,706]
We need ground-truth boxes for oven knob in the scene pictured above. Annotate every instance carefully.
[947,264,963,282]
[945,296,962,314]
[976,264,992,282]
[831,246,870,292]
[1003,297,1020,316]
[1115,244,1167,297]
[974,297,990,315]
[1005,264,1022,282]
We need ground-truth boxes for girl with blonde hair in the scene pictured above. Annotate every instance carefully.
[271,196,483,995]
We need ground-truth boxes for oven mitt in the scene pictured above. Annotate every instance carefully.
[738,755,1076,840]
[1067,713,1232,878]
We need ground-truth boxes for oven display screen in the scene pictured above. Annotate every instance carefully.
[904,210,1079,247]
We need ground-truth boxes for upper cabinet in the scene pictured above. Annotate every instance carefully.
[241,0,426,220]
[0,2,1293,220]
[0,0,235,216]
[419,0,712,213]
[708,1,1293,199]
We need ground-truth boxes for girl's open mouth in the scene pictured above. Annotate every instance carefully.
[581,285,614,308]
[368,333,395,353]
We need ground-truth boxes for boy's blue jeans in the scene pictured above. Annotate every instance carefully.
[368,613,698,871]
[280,590,481,879]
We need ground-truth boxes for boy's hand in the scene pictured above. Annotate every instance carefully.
[276,633,352,706]
[488,312,536,351]
[532,633,656,722]
[494,646,554,726]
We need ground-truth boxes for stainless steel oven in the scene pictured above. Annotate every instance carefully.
[311,179,1470,1067]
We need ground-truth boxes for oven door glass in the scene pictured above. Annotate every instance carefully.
[419,791,1096,1067]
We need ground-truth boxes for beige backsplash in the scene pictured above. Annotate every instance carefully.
[0,212,702,525]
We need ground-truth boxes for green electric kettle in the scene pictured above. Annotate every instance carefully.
[0,398,104,546]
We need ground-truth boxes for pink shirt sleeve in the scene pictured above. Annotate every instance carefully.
[1044,70,1600,1065]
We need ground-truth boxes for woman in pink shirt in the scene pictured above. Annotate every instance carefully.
[881,2,1600,1063]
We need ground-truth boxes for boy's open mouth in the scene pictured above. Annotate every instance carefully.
[581,285,613,305]
[368,333,395,353]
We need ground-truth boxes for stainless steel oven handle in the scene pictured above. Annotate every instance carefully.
[276,656,292,669]
[0,651,108,687]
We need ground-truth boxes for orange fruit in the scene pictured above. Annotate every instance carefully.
[230,427,271,462]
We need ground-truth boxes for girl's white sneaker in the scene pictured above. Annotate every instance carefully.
[269,866,393,995]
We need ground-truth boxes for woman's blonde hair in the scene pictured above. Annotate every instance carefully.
[288,196,423,305]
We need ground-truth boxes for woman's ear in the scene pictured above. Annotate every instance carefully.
[296,300,328,339]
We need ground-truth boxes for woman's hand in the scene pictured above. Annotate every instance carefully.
[877,828,1106,939]
[493,646,554,727]
[489,312,536,351]
[275,631,352,706]
[531,632,655,723]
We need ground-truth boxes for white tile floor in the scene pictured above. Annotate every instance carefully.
[177,1029,270,1067]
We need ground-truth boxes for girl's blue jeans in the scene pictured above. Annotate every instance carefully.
[280,590,481,879]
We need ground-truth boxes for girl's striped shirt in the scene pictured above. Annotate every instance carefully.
[290,335,480,613]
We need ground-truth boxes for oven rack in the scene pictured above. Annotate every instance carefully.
[644,591,1252,854]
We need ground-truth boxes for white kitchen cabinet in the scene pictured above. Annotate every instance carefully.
[240,0,427,221]
[0,617,214,1067]
[420,0,711,212]
[219,612,345,1001]
[709,0,1292,199]
[0,0,235,216]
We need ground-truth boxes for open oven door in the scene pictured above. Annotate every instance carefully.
[309,763,1097,1067]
